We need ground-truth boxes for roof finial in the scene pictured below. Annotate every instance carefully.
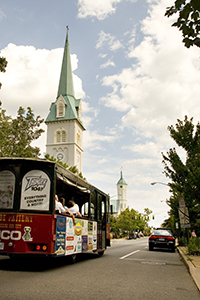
[66,25,69,32]
[120,167,123,179]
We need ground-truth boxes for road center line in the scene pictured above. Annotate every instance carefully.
[120,250,140,260]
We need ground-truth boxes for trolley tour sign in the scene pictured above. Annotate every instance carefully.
[20,170,50,211]
[178,198,190,229]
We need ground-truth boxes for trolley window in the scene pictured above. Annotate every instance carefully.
[0,170,15,210]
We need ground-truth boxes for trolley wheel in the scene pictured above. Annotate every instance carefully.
[70,254,77,264]
[98,250,105,257]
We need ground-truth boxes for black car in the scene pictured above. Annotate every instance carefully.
[149,229,175,252]
[156,227,174,236]
[129,233,137,239]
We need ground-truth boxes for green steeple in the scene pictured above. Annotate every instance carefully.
[45,27,85,129]
[117,171,127,185]
[57,26,75,98]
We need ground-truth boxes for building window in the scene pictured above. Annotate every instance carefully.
[58,103,64,117]
[55,128,66,144]
[56,131,61,143]
[62,130,66,142]
[77,130,81,146]
[56,96,65,118]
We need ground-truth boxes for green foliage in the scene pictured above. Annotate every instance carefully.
[165,0,200,48]
[179,237,188,246]
[0,102,44,157]
[110,208,152,236]
[162,213,178,233]
[187,237,200,255]
[162,116,200,229]
[0,56,7,89]
[45,153,86,179]
[45,154,57,162]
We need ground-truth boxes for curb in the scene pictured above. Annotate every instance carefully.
[177,247,200,292]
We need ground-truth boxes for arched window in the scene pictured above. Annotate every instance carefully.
[62,130,66,142]
[58,103,64,117]
[56,96,65,118]
[55,128,66,144]
[56,131,61,143]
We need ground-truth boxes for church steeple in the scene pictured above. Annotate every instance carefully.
[57,26,75,99]
[117,170,127,185]
[45,28,85,173]
[117,169,128,214]
[45,27,85,126]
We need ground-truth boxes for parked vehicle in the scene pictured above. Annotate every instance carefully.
[156,227,174,236]
[149,229,175,252]
[129,233,137,239]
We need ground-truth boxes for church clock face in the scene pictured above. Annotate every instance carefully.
[57,153,63,160]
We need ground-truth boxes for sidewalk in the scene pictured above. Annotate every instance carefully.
[178,246,200,292]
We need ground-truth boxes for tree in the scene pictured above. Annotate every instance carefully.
[0,103,44,157]
[162,190,182,232]
[110,208,152,237]
[0,55,7,89]
[162,116,200,228]
[45,153,86,179]
[165,0,200,48]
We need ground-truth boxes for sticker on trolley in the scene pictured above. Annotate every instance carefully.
[20,170,50,211]
[22,226,33,241]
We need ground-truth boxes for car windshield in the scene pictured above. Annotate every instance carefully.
[152,230,172,237]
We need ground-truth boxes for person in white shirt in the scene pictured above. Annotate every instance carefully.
[67,200,82,217]
[55,195,75,224]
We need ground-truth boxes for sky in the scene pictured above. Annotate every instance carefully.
[0,0,200,228]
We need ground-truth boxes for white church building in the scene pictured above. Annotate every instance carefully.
[110,171,128,216]
[45,27,85,173]
[45,29,128,215]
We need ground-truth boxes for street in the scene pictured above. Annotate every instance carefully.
[0,237,199,300]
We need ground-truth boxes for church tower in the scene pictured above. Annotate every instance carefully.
[45,28,85,173]
[110,170,128,215]
[117,171,128,214]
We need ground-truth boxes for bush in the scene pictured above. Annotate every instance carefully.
[178,237,188,246]
[187,237,200,255]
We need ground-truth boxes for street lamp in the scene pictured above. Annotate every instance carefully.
[151,182,169,186]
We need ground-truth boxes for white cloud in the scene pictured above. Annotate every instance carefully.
[100,59,116,69]
[122,141,161,158]
[81,101,99,129]
[77,0,122,20]
[0,43,86,156]
[96,31,123,51]
[99,53,108,58]
[0,43,85,119]
[0,8,6,21]
[83,129,118,151]
[100,0,200,148]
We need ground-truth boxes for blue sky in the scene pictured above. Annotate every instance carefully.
[1,0,200,227]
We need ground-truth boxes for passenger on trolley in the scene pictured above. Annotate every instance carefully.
[67,200,82,217]
[55,195,76,224]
